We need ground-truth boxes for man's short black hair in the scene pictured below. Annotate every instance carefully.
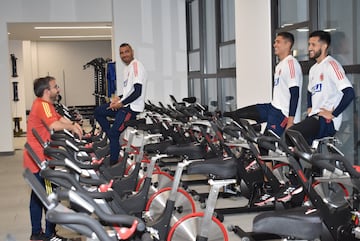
[309,30,331,47]
[33,76,55,97]
[277,32,295,49]
[120,43,132,49]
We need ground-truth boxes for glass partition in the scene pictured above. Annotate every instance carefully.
[279,0,308,27]
[318,0,358,65]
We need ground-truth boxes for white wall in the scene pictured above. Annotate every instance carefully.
[22,40,111,116]
[34,41,112,106]
[0,0,188,153]
[235,0,273,107]
[112,0,188,105]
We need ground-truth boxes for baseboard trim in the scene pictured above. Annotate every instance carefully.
[0,151,15,156]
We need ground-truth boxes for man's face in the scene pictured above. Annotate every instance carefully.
[308,36,323,60]
[119,46,134,65]
[48,79,60,102]
[273,35,290,57]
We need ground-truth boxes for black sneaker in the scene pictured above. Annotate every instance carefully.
[275,185,303,203]
[253,185,275,206]
[254,192,275,206]
[44,234,71,241]
[30,232,46,241]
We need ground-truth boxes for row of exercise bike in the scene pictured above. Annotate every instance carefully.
[22,96,360,240]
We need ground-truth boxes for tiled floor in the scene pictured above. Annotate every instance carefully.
[1,136,33,241]
[0,136,260,241]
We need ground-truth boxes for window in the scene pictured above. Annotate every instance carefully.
[220,0,235,41]
[318,0,358,65]
[221,77,237,112]
[187,0,201,72]
[219,0,235,69]
[287,29,309,61]
[205,78,217,111]
[189,78,201,101]
[219,44,236,69]
[278,0,309,27]
[189,0,200,50]
[189,52,200,71]
[186,0,236,112]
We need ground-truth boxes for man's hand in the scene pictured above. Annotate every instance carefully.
[111,96,120,104]
[286,116,294,129]
[107,101,123,111]
[106,96,123,111]
[71,122,83,140]
[307,107,312,116]
[318,108,334,120]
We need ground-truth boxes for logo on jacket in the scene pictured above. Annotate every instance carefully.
[311,83,322,95]
[274,77,279,86]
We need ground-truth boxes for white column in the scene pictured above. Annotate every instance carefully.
[235,0,273,108]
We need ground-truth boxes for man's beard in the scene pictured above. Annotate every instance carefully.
[309,49,322,60]
[50,93,59,102]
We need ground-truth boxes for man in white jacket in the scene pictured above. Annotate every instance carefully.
[94,43,147,165]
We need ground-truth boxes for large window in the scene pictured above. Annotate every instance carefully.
[186,0,236,112]
[187,0,200,72]
[318,0,359,66]
[219,0,235,69]
[274,0,360,163]
[278,0,309,27]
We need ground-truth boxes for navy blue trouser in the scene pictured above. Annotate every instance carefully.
[94,104,139,164]
[30,172,55,237]
[229,103,288,137]
[289,115,336,145]
[256,104,288,137]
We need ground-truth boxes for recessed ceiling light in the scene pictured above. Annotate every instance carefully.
[324,28,337,32]
[296,28,309,32]
[39,35,112,39]
[35,26,112,30]
[281,23,293,28]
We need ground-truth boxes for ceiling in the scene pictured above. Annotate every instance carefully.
[7,22,112,41]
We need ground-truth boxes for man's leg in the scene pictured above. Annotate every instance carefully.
[265,105,288,137]
[254,105,288,205]
[108,107,139,165]
[94,103,115,133]
[223,104,263,122]
[30,191,43,236]
[315,116,336,140]
[289,116,320,145]
[29,173,45,238]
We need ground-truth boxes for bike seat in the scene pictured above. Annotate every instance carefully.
[186,158,237,178]
[163,143,205,159]
[252,206,322,240]
[124,118,146,128]
[144,140,173,153]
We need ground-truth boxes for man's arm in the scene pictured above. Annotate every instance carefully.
[287,86,299,128]
[108,84,142,111]
[319,87,355,120]
[49,117,83,139]
[319,59,354,119]
[307,91,312,115]
[121,84,142,105]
